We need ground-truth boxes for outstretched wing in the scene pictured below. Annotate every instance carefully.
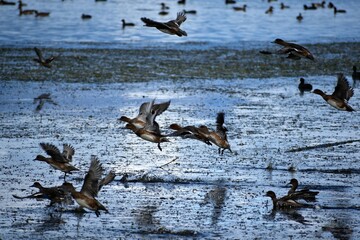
[62,144,75,162]
[40,143,66,163]
[333,74,354,101]
[141,17,170,30]
[80,156,103,198]
[34,47,44,61]
[174,11,186,26]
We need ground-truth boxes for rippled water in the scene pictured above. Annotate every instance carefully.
[0,0,359,48]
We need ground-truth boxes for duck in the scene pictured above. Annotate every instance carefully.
[273,38,315,61]
[35,10,50,17]
[327,2,334,8]
[141,12,187,37]
[81,14,92,19]
[119,100,170,131]
[233,4,246,12]
[280,3,289,9]
[199,112,232,155]
[265,191,303,209]
[303,4,317,10]
[225,0,236,4]
[352,66,360,82]
[287,178,319,202]
[313,73,355,111]
[33,93,58,111]
[168,123,212,145]
[160,2,169,10]
[34,143,78,180]
[121,19,135,29]
[13,182,69,206]
[124,100,170,151]
[177,0,185,4]
[62,156,113,217]
[334,7,346,14]
[313,1,325,8]
[183,9,197,14]
[296,13,303,21]
[18,4,36,15]
[0,0,16,5]
[33,47,58,68]
[298,78,312,94]
[265,6,273,14]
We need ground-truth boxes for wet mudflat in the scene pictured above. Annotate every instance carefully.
[1,63,360,239]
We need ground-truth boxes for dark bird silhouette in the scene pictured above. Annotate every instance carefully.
[33,93,58,111]
[273,38,315,61]
[233,4,246,12]
[296,13,303,21]
[33,47,58,68]
[265,6,274,14]
[298,78,312,95]
[334,7,346,14]
[121,19,135,29]
[141,12,187,37]
[81,14,92,19]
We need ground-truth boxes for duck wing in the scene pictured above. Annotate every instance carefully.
[62,144,75,162]
[34,47,44,61]
[141,17,170,30]
[332,74,354,101]
[40,143,67,163]
[174,11,186,26]
[80,156,103,198]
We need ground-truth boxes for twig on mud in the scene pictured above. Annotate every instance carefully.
[286,139,360,153]
[158,157,179,169]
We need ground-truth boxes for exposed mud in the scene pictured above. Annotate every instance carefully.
[1,45,360,239]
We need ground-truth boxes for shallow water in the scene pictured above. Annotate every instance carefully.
[0,0,359,48]
[1,76,360,239]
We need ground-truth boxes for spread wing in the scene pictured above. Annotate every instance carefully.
[332,74,354,101]
[62,144,75,162]
[40,143,67,163]
[141,17,170,30]
[174,11,186,26]
[98,171,116,192]
[34,47,44,61]
[80,156,103,198]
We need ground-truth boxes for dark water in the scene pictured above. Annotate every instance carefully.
[0,0,359,48]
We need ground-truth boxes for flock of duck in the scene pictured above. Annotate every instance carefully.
[8,0,359,219]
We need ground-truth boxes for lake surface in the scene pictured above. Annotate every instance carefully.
[0,0,359,48]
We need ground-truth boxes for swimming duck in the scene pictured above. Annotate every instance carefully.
[81,14,92,19]
[121,19,135,29]
[183,9,196,14]
[298,78,312,94]
[62,156,112,217]
[303,4,316,10]
[225,0,236,4]
[265,191,303,209]
[160,2,169,10]
[352,66,360,83]
[168,123,212,145]
[177,0,185,4]
[35,10,50,17]
[33,47,58,68]
[0,0,15,5]
[327,2,334,8]
[141,12,187,37]
[296,13,303,21]
[34,143,78,180]
[119,99,170,130]
[18,4,36,15]
[265,6,273,14]
[313,1,325,8]
[313,73,355,111]
[273,38,315,61]
[199,112,232,155]
[280,3,289,9]
[287,178,319,202]
[33,93,58,111]
[233,4,246,12]
[334,7,346,14]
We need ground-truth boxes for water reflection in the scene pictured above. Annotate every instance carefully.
[200,185,227,226]
[322,216,353,240]
[264,208,308,225]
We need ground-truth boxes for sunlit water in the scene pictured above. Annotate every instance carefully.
[0,0,359,48]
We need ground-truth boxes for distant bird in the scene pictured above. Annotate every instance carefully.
[280,3,289,9]
[352,66,360,83]
[34,143,78,180]
[287,178,319,202]
[160,2,169,10]
[158,10,169,16]
[313,73,355,111]
[62,156,113,217]
[268,0,277,2]
[265,191,303,209]
[33,93,58,111]
[327,2,334,8]
[273,38,315,61]
[81,14,92,19]
[124,99,170,151]
[225,0,236,4]
[233,4,246,12]
[298,78,312,94]
[17,0,26,9]
[121,19,135,29]
[33,47,58,68]
[141,12,187,37]
[167,123,212,145]
[265,6,273,14]
[296,13,303,21]
[334,7,346,14]
[18,4,36,15]
[35,10,50,17]
[183,9,197,14]
[303,4,316,10]
[177,0,185,4]
[0,0,16,5]
[313,1,325,8]
[198,112,231,155]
